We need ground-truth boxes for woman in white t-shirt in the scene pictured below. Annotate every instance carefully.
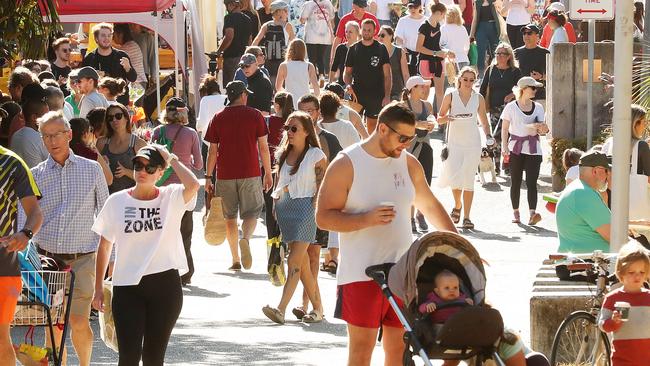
[370,0,394,26]
[503,0,534,49]
[196,75,227,146]
[395,0,426,75]
[318,91,361,148]
[91,145,200,365]
[300,0,335,78]
[262,111,328,325]
[440,5,471,70]
[501,77,549,226]
[546,10,568,51]
[562,148,583,186]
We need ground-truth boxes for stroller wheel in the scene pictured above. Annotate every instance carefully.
[402,348,415,366]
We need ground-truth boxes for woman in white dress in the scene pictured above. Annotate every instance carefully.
[437,67,492,229]
[275,39,320,109]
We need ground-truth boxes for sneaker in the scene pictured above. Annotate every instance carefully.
[416,212,428,232]
[229,262,242,271]
[239,238,252,270]
[411,218,419,234]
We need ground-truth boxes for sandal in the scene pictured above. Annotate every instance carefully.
[292,306,306,320]
[302,310,324,323]
[262,305,285,324]
[512,211,521,224]
[326,260,338,274]
[450,208,461,224]
[528,213,542,226]
[462,218,475,229]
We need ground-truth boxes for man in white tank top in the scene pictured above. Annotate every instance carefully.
[316,102,456,366]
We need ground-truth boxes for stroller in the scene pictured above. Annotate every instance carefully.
[366,231,504,366]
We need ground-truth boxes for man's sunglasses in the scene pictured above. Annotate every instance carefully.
[283,125,298,133]
[522,31,535,35]
[386,124,416,143]
[133,161,160,174]
[106,112,124,122]
[61,49,71,53]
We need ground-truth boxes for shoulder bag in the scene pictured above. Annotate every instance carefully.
[440,92,452,161]
[154,125,184,186]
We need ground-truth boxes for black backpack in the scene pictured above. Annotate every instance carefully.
[264,23,287,61]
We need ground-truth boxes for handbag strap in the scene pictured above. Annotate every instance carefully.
[444,92,452,144]
[313,0,333,34]
[632,140,641,174]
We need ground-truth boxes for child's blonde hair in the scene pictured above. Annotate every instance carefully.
[434,269,459,287]
[615,240,650,282]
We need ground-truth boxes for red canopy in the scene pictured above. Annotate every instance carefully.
[45,0,176,15]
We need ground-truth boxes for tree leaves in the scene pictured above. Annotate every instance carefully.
[0,0,61,60]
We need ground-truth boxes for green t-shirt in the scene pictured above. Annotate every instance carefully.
[556,179,610,253]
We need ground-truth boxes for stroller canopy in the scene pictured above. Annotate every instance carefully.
[387,231,487,307]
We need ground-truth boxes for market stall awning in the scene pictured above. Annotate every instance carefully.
[43,0,176,15]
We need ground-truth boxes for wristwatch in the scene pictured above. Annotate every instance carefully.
[20,228,33,239]
[166,153,179,165]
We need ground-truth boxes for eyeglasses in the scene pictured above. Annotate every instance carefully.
[41,130,69,141]
[385,124,416,143]
[283,125,298,133]
[106,112,124,122]
[133,161,160,174]
[522,31,535,35]
[71,79,81,85]
[378,34,386,38]
[496,52,510,56]
[61,48,71,53]
[462,78,476,82]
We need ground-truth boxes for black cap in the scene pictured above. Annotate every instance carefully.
[77,66,99,80]
[225,80,253,105]
[132,145,166,168]
[521,24,540,34]
[38,71,55,82]
[407,0,421,6]
[165,97,187,111]
[579,151,612,169]
[353,0,368,7]
[21,83,48,103]
[324,82,345,98]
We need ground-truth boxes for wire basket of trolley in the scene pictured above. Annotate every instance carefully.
[11,242,75,366]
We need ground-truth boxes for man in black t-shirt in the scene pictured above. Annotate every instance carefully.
[241,54,273,115]
[82,23,137,106]
[217,0,253,85]
[514,24,550,102]
[344,18,391,134]
[51,38,72,86]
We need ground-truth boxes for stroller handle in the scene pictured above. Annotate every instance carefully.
[365,263,395,285]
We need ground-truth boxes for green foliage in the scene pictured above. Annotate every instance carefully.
[0,0,61,60]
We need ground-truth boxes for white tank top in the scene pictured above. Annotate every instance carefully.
[285,61,311,109]
[338,143,415,285]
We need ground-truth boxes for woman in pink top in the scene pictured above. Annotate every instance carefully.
[151,97,203,286]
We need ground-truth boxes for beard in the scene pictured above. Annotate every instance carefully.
[596,178,608,193]
[379,138,403,158]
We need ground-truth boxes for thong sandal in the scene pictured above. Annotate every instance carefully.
[512,211,521,224]
[462,218,475,229]
[292,306,306,320]
[262,305,285,325]
[320,260,337,274]
[450,208,461,224]
[302,310,324,323]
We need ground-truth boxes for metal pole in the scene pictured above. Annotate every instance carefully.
[587,20,595,149]
[173,0,181,97]
[154,11,161,120]
[611,0,635,251]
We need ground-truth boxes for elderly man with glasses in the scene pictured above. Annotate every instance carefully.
[18,110,109,366]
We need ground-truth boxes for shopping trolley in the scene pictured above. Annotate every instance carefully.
[12,269,75,366]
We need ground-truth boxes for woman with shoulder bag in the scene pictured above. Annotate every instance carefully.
[92,144,200,365]
[300,0,336,78]
[150,97,203,286]
[501,77,548,225]
[262,111,328,324]
[378,25,410,101]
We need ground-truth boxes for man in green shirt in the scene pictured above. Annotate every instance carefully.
[556,151,611,253]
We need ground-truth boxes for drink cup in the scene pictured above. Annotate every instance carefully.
[615,301,631,321]
[70,51,82,63]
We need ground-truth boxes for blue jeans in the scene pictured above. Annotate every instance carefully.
[476,21,499,76]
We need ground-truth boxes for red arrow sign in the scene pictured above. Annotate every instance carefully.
[577,8,607,14]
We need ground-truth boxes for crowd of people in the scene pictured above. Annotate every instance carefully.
[1,0,649,365]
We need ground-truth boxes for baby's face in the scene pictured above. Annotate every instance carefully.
[433,276,461,301]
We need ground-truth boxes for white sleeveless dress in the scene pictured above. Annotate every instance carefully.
[284,60,311,109]
[437,89,482,191]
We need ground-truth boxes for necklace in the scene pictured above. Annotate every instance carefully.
[496,67,507,78]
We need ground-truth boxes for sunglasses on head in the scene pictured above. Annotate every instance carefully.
[106,112,124,122]
[283,125,298,133]
[133,160,159,174]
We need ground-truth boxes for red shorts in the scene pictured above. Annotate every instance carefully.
[0,276,22,324]
[334,280,404,328]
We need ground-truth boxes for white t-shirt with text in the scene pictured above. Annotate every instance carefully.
[301,0,335,45]
[501,100,545,156]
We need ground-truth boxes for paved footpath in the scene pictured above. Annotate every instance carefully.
[30,135,559,365]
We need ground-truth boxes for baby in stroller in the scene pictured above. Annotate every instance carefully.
[418,270,474,321]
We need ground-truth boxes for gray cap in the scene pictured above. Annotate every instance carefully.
[225,80,254,105]
[239,53,257,67]
[77,66,99,80]
[270,0,289,12]
[579,151,612,169]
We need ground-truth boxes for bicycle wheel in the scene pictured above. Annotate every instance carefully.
[550,311,611,366]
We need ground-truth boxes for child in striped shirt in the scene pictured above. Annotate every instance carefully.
[598,241,650,366]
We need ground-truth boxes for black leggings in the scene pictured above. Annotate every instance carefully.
[509,153,542,211]
[306,43,330,77]
[113,269,183,366]
[414,142,433,185]
[180,210,193,282]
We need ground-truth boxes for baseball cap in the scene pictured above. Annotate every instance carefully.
[407,0,421,7]
[579,151,612,169]
[405,76,432,90]
[270,0,289,12]
[132,145,166,168]
[69,68,80,81]
[224,0,240,4]
[165,97,187,111]
[353,0,368,8]
[547,2,566,12]
[239,53,257,67]
[77,66,99,80]
[225,80,254,105]
[324,82,345,98]
[38,71,55,82]
[520,24,541,34]
[517,76,544,89]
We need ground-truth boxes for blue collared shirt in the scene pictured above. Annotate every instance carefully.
[19,151,109,254]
